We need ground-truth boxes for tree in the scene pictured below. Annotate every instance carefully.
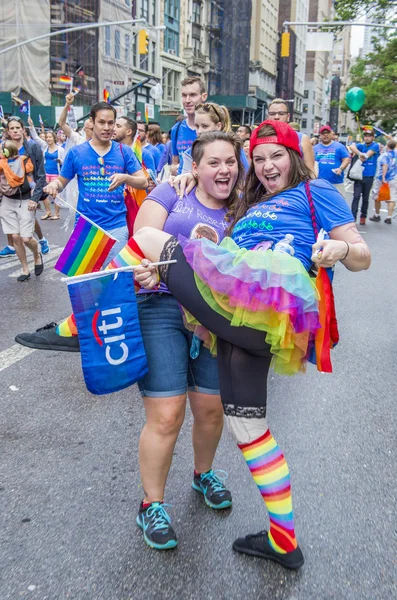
[344,37,397,131]
[334,0,397,22]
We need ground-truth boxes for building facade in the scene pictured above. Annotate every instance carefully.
[249,0,279,123]
[331,26,354,135]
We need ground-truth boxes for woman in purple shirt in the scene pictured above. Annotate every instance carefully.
[134,132,245,550]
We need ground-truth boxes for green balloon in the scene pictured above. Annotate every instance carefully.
[345,87,366,112]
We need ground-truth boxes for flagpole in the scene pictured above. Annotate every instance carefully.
[61,261,177,284]
[55,195,119,241]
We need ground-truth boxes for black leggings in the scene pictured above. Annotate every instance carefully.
[160,239,272,418]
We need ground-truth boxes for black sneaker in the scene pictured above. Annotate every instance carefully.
[192,469,232,509]
[136,502,177,550]
[369,215,381,222]
[385,218,392,224]
[15,323,80,352]
[233,530,304,570]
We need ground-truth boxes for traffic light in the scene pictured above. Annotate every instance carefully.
[138,30,149,55]
[281,32,290,58]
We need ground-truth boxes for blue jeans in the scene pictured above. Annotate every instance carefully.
[137,293,219,397]
[104,225,129,267]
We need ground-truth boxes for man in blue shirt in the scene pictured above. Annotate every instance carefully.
[314,125,351,197]
[350,128,380,225]
[369,139,397,225]
[43,102,147,260]
[170,76,208,174]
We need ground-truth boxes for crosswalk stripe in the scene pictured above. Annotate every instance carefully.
[0,245,61,272]
[0,344,36,373]
[7,248,64,278]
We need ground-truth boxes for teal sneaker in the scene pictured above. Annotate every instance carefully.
[0,246,16,257]
[136,502,177,550]
[192,469,232,509]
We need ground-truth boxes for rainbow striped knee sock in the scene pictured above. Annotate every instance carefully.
[56,237,146,337]
[238,429,298,554]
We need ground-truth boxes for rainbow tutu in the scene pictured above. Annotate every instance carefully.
[179,236,321,375]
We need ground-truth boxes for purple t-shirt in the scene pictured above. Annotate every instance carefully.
[144,182,228,293]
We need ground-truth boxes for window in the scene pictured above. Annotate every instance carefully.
[125,0,131,5]
[165,0,179,19]
[162,68,179,102]
[152,0,156,25]
[132,34,137,67]
[164,29,179,55]
[105,26,111,57]
[302,120,307,129]
[125,34,130,63]
[304,89,309,99]
[151,41,156,73]
[141,0,149,20]
[192,1,201,24]
[115,29,121,60]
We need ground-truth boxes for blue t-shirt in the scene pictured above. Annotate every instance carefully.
[231,180,354,271]
[314,142,350,184]
[144,143,162,171]
[142,147,156,173]
[171,119,197,160]
[355,142,379,177]
[44,149,59,175]
[156,142,166,156]
[61,141,141,230]
[378,150,397,182]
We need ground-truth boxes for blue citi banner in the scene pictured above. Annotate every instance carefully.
[67,271,148,395]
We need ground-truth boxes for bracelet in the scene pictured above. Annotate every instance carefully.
[342,241,350,260]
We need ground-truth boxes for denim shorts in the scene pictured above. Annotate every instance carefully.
[137,293,220,398]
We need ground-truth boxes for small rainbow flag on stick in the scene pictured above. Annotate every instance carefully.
[132,131,143,164]
[103,88,110,103]
[59,75,73,85]
[54,210,117,277]
[144,104,149,124]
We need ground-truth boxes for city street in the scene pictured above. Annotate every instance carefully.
[0,204,396,600]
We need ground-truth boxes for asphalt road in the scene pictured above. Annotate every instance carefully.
[1,202,396,600]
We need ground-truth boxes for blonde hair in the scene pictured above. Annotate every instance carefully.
[195,103,232,133]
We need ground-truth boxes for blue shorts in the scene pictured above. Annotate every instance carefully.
[137,293,219,398]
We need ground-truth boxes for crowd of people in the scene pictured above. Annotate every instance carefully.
[1,76,378,570]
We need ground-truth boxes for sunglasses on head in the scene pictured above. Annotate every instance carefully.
[195,102,222,121]
[7,116,23,126]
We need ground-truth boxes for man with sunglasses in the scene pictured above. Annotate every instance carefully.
[267,99,315,172]
[349,128,380,225]
[170,76,207,175]
[0,117,49,262]
[42,102,147,262]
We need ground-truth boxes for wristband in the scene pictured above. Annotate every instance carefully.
[342,241,349,260]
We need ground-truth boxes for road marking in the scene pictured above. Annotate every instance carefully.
[0,245,61,272]
[0,344,36,373]
[7,248,64,278]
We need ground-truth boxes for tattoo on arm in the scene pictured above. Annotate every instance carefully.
[345,224,365,244]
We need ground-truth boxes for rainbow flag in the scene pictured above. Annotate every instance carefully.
[55,216,116,277]
[103,89,110,103]
[144,104,149,124]
[310,267,339,373]
[132,133,143,165]
[59,76,72,85]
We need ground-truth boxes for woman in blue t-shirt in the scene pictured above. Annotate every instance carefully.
[134,132,245,551]
[42,130,64,220]
[127,123,371,569]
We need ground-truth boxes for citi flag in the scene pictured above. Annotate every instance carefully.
[54,215,116,277]
[67,271,148,395]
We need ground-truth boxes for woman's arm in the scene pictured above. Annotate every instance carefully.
[28,117,47,150]
[312,222,371,272]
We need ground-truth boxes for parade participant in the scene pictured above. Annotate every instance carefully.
[134,132,239,550]
[267,98,315,172]
[314,125,351,196]
[350,128,380,225]
[106,121,369,569]
[136,121,160,172]
[40,130,65,220]
[243,139,251,164]
[0,139,44,281]
[0,117,48,261]
[369,139,397,224]
[171,76,207,174]
[56,129,66,147]
[57,93,94,146]
[161,131,169,145]
[236,125,251,142]
[179,102,249,174]
[148,123,165,158]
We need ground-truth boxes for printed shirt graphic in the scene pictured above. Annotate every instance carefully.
[378,150,397,182]
[314,142,350,184]
[355,142,380,177]
[231,180,354,271]
[61,141,141,230]
[171,120,197,160]
[145,181,228,292]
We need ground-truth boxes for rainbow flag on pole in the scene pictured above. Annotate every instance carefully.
[59,75,73,85]
[55,215,117,277]
[144,104,149,124]
[132,132,143,165]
